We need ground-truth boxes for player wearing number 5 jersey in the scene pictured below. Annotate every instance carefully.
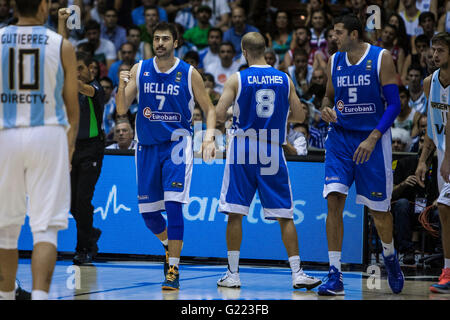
[215,32,321,290]
[318,14,404,296]
[116,22,216,290]
[415,32,450,294]
[0,0,79,300]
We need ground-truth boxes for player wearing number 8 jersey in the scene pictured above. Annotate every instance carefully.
[0,0,79,300]
[116,22,216,290]
[215,32,321,290]
[318,14,403,296]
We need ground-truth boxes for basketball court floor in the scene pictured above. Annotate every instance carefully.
[14,256,449,300]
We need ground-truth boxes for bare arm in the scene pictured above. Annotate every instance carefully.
[61,39,79,163]
[116,63,139,115]
[78,80,95,97]
[287,77,305,123]
[216,73,238,126]
[320,54,337,123]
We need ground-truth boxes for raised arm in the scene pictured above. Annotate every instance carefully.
[61,39,79,163]
[116,63,139,115]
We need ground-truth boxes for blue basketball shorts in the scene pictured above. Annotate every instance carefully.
[136,136,193,213]
[218,136,294,220]
[323,125,393,212]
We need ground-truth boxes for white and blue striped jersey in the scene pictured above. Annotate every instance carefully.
[427,69,450,152]
[0,25,68,129]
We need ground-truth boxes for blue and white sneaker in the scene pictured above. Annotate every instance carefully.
[318,266,345,296]
[382,251,404,294]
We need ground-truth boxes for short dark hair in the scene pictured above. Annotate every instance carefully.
[76,42,94,55]
[334,14,363,40]
[15,0,42,17]
[407,64,422,75]
[296,26,312,38]
[152,22,178,42]
[220,41,236,53]
[105,8,119,16]
[127,25,141,35]
[84,20,101,32]
[197,5,212,15]
[183,50,200,64]
[398,85,409,97]
[431,32,450,52]
[99,77,113,87]
[144,5,159,16]
[415,34,429,46]
[76,51,93,67]
[120,42,136,53]
[292,47,308,59]
[208,27,223,39]
[419,11,435,24]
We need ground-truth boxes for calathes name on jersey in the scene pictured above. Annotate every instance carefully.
[247,75,284,85]
[336,74,371,87]
[143,82,180,95]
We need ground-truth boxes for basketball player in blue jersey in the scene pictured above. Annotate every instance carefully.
[116,22,216,290]
[0,0,79,300]
[416,32,450,294]
[214,32,322,290]
[318,14,404,296]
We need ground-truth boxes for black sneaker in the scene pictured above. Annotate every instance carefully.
[15,280,31,300]
[89,227,102,258]
[73,250,93,265]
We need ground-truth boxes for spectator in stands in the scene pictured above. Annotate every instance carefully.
[101,8,127,52]
[285,123,308,156]
[204,42,242,93]
[410,114,428,152]
[266,10,292,67]
[132,0,167,26]
[89,60,101,81]
[139,6,160,44]
[78,20,117,72]
[407,64,428,114]
[175,0,201,31]
[202,73,220,105]
[223,6,259,55]
[108,42,137,88]
[0,0,12,27]
[45,0,60,31]
[391,135,440,265]
[183,50,200,68]
[305,0,333,27]
[201,0,230,31]
[423,46,438,75]
[437,0,450,33]
[418,11,437,43]
[174,23,198,59]
[402,34,430,84]
[106,120,137,150]
[126,26,150,61]
[377,24,406,75]
[394,85,420,135]
[288,48,313,97]
[100,77,116,141]
[183,5,212,50]
[303,67,327,110]
[392,127,412,152]
[198,27,222,70]
[312,27,337,71]
[264,48,279,69]
[284,26,313,70]
[387,12,410,54]
[308,9,328,53]
[89,0,108,25]
[399,0,423,38]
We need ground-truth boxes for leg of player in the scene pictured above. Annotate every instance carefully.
[217,213,242,288]
[162,201,184,291]
[31,243,57,300]
[370,209,404,294]
[141,211,169,276]
[0,248,18,300]
[277,218,321,290]
[318,193,346,296]
[430,204,450,293]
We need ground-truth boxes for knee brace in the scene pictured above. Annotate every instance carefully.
[0,225,21,250]
[33,226,59,247]
[142,211,166,235]
[165,201,184,241]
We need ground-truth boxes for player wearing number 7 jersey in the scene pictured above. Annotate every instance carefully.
[116,22,216,291]
[318,14,403,296]
[214,32,322,290]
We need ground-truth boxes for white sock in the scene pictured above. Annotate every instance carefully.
[329,251,341,272]
[227,251,240,273]
[168,257,180,267]
[381,240,395,257]
[0,290,15,300]
[288,255,301,273]
[31,290,48,300]
[445,258,450,269]
[161,239,168,247]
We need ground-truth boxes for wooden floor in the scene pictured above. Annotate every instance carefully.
[14,257,449,300]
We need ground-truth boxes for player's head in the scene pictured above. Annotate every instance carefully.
[431,32,450,69]
[76,51,93,83]
[15,0,49,22]
[333,14,363,52]
[152,22,178,58]
[241,32,266,63]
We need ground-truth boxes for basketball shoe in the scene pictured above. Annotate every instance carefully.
[292,269,322,289]
[318,266,345,296]
[217,267,241,288]
[382,251,404,294]
[162,265,180,290]
[429,268,450,294]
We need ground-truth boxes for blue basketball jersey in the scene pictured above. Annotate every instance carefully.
[232,65,290,144]
[331,44,386,131]
[136,57,194,145]
[0,25,67,129]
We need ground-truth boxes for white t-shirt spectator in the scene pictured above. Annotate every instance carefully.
[202,0,231,26]
[204,59,241,93]
[77,38,117,62]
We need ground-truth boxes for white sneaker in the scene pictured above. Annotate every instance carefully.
[217,270,241,288]
[292,269,322,290]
